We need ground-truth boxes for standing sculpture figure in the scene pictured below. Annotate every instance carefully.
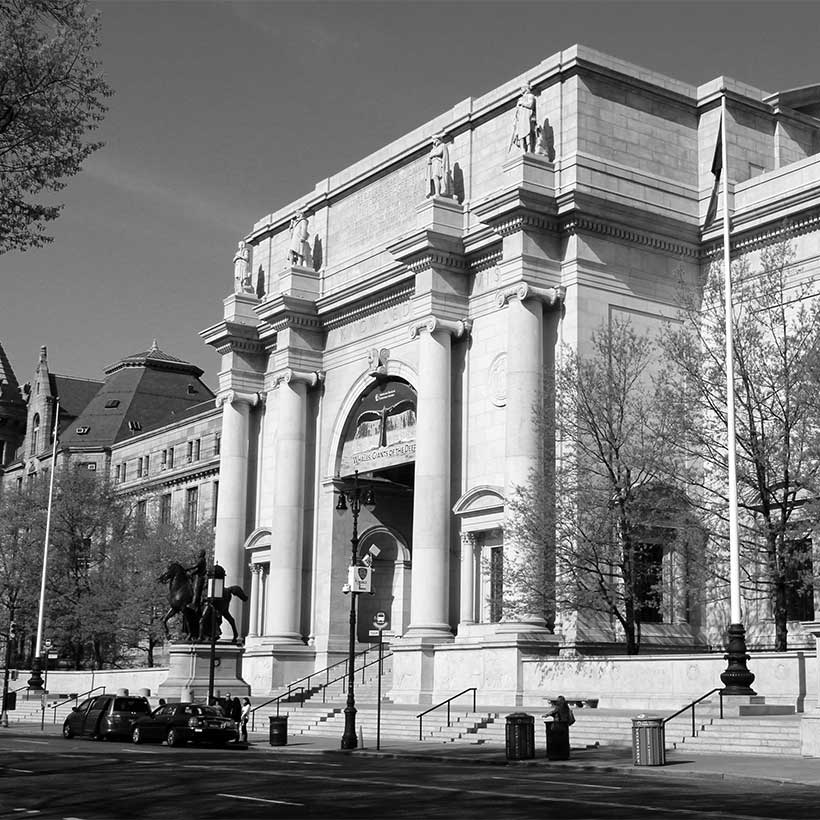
[426,133,450,198]
[288,210,311,267]
[510,81,537,153]
[233,240,251,293]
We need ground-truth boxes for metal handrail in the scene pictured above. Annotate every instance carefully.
[249,686,305,731]
[49,685,106,723]
[318,651,393,702]
[417,688,477,741]
[662,687,724,738]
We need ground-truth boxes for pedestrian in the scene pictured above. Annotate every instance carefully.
[548,695,575,726]
[240,697,251,743]
[545,695,574,761]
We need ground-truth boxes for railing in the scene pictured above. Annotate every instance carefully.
[417,688,477,741]
[49,685,106,724]
[249,646,393,728]
[250,686,305,731]
[663,687,724,738]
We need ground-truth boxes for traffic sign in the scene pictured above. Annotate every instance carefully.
[374,611,387,626]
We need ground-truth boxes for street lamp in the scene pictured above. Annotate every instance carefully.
[335,470,376,750]
[1,618,15,729]
[206,563,225,706]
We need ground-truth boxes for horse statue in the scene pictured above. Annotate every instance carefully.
[158,561,248,644]
[158,561,199,640]
[197,586,249,644]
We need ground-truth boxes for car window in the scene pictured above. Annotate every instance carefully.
[156,705,174,717]
[75,698,93,713]
[114,697,150,713]
[90,696,110,710]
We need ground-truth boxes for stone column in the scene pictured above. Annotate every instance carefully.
[459,532,479,626]
[248,564,262,638]
[407,316,470,638]
[266,369,323,643]
[214,390,260,592]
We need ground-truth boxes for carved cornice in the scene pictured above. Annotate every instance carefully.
[256,294,323,334]
[467,247,503,275]
[215,390,264,409]
[271,369,325,389]
[494,212,559,238]
[323,283,414,331]
[561,214,700,258]
[496,283,565,309]
[409,316,472,340]
[405,249,467,275]
[213,337,266,357]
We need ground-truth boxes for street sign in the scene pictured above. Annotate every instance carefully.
[47,652,58,659]
[44,639,53,649]
[374,611,387,627]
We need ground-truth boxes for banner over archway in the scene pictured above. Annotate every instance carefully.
[339,379,416,476]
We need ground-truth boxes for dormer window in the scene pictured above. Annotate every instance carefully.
[128,420,142,432]
[105,399,120,408]
[75,426,90,435]
[186,384,198,395]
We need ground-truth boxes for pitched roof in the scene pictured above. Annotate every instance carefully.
[48,375,104,423]
[0,340,25,411]
[60,344,214,449]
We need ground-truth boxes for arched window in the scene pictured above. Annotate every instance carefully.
[30,413,40,455]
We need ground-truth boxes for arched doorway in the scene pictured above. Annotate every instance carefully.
[334,377,416,643]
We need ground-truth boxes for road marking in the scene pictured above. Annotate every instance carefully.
[15,740,47,745]
[490,775,622,791]
[284,760,341,766]
[218,793,303,807]
[8,768,34,773]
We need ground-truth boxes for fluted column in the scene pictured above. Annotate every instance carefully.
[266,369,323,643]
[214,390,260,592]
[459,532,480,626]
[407,316,470,638]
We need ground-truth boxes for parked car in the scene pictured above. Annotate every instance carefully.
[62,694,151,740]
[131,702,238,747]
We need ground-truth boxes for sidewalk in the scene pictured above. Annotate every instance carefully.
[243,730,820,787]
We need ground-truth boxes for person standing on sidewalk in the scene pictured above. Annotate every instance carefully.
[240,697,251,743]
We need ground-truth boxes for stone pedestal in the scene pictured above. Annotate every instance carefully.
[157,642,249,702]
[800,620,820,756]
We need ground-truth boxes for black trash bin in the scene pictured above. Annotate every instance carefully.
[269,714,288,746]
[632,716,665,766]
[2,691,16,711]
[545,720,570,760]
[505,712,535,760]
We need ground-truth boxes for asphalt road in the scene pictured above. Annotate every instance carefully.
[1,733,818,820]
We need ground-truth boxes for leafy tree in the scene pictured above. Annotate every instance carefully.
[0,0,111,253]
[662,236,820,651]
[507,319,698,654]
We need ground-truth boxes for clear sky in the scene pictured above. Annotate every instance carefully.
[2,0,818,389]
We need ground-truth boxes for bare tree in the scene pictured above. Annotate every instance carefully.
[662,236,820,651]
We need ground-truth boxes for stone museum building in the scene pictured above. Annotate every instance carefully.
[4,45,820,705]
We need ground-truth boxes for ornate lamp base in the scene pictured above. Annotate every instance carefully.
[720,622,756,695]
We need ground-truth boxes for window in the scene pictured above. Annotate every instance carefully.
[214,434,221,456]
[144,454,149,475]
[168,447,175,469]
[159,493,171,525]
[185,487,198,529]
[194,439,201,461]
[16,476,23,493]
[0,441,5,466]
[161,449,167,469]
[634,542,664,624]
[187,441,193,463]
[31,413,39,455]
[489,546,503,623]
[135,500,147,536]
[785,539,814,622]
[104,399,120,408]
[115,464,121,483]
[136,458,143,478]
[128,420,142,432]
[121,462,127,482]
[212,481,219,527]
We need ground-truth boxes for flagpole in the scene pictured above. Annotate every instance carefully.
[717,92,755,695]
[28,398,60,691]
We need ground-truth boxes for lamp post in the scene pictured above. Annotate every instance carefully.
[335,470,376,750]
[206,564,225,706]
[1,617,15,729]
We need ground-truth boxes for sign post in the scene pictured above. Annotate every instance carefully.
[373,612,388,750]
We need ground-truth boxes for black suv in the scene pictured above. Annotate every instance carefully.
[62,694,151,740]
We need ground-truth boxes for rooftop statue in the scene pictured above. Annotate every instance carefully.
[288,210,312,268]
[426,132,451,198]
[510,81,538,154]
[233,240,253,294]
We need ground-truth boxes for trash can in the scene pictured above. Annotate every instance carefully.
[632,716,665,766]
[3,691,16,711]
[505,712,535,760]
[269,714,288,746]
[545,720,570,760]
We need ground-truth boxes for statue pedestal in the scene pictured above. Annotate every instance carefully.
[157,642,249,702]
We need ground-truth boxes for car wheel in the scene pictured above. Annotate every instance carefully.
[62,723,74,739]
[166,728,182,747]
[132,727,143,744]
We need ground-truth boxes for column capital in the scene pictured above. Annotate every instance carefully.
[460,531,480,548]
[496,282,565,309]
[272,368,325,389]
[249,562,264,574]
[215,389,264,409]
[409,316,472,340]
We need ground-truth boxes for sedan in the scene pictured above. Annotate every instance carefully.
[131,702,238,747]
